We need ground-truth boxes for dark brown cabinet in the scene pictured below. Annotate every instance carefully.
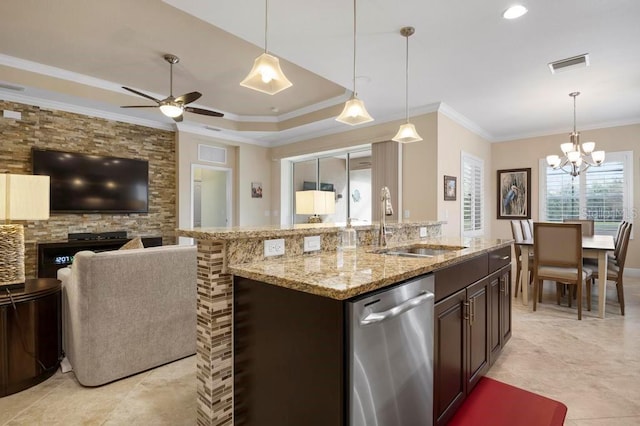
[433,246,511,426]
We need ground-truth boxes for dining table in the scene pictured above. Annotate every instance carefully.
[516,234,615,318]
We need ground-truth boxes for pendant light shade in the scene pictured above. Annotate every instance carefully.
[240,52,292,95]
[336,95,374,125]
[240,0,292,95]
[393,26,422,143]
[336,0,373,126]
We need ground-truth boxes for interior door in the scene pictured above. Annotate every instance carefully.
[192,165,231,228]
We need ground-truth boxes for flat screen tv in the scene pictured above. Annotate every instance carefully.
[32,148,149,213]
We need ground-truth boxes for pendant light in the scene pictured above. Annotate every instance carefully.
[336,0,374,125]
[240,0,292,95]
[392,26,422,143]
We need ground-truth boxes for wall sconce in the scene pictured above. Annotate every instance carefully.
[295,190,335,223]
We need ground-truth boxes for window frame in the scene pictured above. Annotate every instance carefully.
[461,151,485,237]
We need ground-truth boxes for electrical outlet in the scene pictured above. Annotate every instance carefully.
[404,210,410,219]
[419,227,427,238]
[303,235,321,252]
[264,238,285,257]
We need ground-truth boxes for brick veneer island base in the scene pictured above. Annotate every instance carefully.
[177,222,511,426]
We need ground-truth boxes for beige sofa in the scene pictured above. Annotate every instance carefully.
[57,244,197,386]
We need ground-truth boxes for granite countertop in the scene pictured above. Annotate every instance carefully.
[178,220,444,240]
[229,237,512,300]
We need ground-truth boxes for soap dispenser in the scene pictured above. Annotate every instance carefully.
[341,218,357,250]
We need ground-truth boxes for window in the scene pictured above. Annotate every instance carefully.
[539,151,633,235]
[461,152,484,236]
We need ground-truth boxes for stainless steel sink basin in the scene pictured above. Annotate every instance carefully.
[374,244,467,258]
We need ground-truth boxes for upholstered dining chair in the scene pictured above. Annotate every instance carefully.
[586,222,632,315]
[533,222,592,320]
[511,220,533,297]
[520,219,533,240]
[562,219,595,236]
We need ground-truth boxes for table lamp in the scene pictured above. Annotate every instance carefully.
[295,190,335,223]
[0,174,50,288]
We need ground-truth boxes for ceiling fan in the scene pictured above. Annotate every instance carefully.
[121,54,224,122]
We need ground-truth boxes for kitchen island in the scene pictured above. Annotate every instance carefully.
[177,222,511,426]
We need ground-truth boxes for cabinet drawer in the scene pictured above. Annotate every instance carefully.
[488,246,511,273]
[434,254,488,302]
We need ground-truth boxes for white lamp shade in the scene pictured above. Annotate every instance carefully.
[295,190,335,215]
[335,96,374,126]
[582,141,596,154]
[560,143,574,154]
[159,103,184,118]
[567,150,581,163]
[240,53,293,95]
[592,150,605,164]
[546,155,561,168]
[0,174,50,221]
[392,122,423,143]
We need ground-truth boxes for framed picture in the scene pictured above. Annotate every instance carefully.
[497,168,531,219]
[251,182,263,198]
[444,175,457,201]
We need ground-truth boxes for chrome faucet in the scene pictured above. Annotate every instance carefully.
[378,186,394,246]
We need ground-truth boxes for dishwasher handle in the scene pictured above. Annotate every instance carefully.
[360,291,434,326]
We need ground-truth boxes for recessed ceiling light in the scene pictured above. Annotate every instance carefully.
[503,5,528,19]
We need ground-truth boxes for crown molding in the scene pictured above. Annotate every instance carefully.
[437,102,494,141]
[0,90,175,131]
[176,122,267,146]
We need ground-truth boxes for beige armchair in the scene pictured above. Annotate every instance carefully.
[533,223,592,320]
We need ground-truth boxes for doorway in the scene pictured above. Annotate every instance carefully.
[191,165,232,228]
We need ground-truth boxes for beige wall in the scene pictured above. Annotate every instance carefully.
[491,123,640,268]
[436,114,492,237]
[237,143,274,226]
[176,132,238,229]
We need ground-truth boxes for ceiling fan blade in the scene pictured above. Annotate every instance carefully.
[122,86,161,103]
[184,106,224,118]
[175,91,202,105]
[172,114,184,123]
[120,105,158,108]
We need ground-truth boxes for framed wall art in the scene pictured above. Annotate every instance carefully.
[444,175,457,201]
[251,182,263,198]
[497,168,531,219]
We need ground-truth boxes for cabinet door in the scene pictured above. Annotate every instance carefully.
[488,273,502,365]
[466,278,489,392]
[500,269,512,345]
[434,289,466,426]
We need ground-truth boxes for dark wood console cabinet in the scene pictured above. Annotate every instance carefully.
[37,236,162,278]
[0,278,62,397]
[433,246,512,426]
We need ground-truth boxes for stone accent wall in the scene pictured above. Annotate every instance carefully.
[0,100,176,278]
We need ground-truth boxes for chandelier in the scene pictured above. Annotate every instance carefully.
[546,92,604,177]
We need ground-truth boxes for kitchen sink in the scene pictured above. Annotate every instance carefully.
[373,244,467,258]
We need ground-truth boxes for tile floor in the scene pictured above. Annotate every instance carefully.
[1,276,638,425]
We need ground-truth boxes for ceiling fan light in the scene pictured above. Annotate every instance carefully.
[335,96,374,125]
[240,53,292,95]
[159,103,184,118]
[392,122,422,143]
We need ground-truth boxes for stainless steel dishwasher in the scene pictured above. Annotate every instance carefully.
[348,274,435,426]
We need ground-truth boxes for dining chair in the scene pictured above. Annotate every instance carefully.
[586,222,632,315]
[562,219,595,236]
[520,219,533,240]
[511,220,533,297]
[533,223,592,320]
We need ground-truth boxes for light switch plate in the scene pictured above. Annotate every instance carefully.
[303,235,321,252]
[264,238,285,256]
[404,210,410,219]
[419,227,427,238]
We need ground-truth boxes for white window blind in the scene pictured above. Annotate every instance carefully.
[461,153,484,237]
[540,151,633,235]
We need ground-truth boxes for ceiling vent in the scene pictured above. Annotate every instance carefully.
[548,54,590,74]
[198,144,227,164]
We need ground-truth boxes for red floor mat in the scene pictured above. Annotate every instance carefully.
[448,377,567,426]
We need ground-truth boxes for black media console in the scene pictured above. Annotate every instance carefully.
[37,236,163,278]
